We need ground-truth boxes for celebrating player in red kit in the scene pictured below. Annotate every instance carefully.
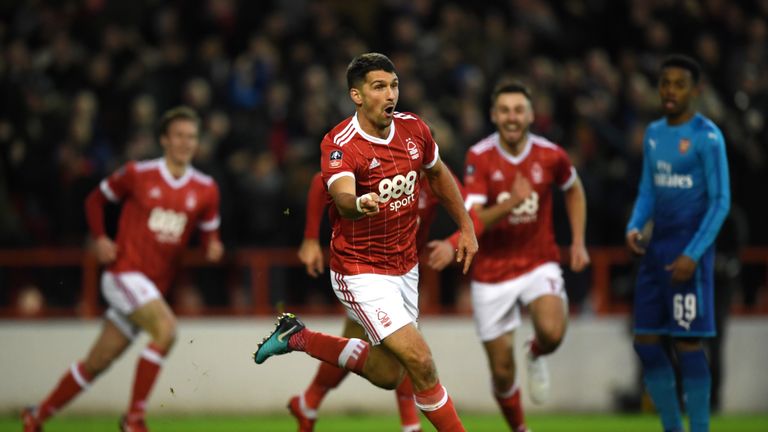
[291,168,483,432]
[23,106,223,432]
[254,53,477,432]
[463,82,589,432]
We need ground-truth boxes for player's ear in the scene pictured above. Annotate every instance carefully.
[158,133,169,151]
[349,87,363,106]
[692,81,702,97]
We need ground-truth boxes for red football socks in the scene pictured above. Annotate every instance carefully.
[495,383,526,430]
[395,375,422,430]
[414,381,465,431]
[291,329,370,375]
[529,338,544,357]
[304,361,349,408]
[38,362,93,421]
[127,343,167,419]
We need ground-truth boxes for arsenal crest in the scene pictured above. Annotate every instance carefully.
[679,138,690,154]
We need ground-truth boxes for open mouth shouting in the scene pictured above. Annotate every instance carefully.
[662,99,677,111]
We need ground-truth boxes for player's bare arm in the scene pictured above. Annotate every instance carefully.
[626,229,646,255]
[423,159,478,274]
[93,235,118,264]
[666,255,697,283]
[564,175,590,272]
[473,172,533,229]
[328,175,380,219]
[206,239,224,263]
[298,238,324,277]
[426,239,455,271]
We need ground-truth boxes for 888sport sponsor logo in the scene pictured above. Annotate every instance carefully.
[148,207,188,243]
[378,170,418,212]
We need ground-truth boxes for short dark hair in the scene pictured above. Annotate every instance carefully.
[660,54,701,84]
[491,81,532,105]
[346,53,397,89]
[157,106,200,137]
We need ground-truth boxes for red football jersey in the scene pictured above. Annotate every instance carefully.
[307,166,482,254]
[415,166,484,251]
[321,112,438,275]
[464,132,576,283]
[99,159,220,292]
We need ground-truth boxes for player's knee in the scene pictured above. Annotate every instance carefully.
[84,351,118,377]
[402,351,437,383]
[536,323,566,353]
[491,367,515,390]
[153,316,177,349]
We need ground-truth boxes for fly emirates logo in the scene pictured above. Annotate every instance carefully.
[378,170,418,212]
[654,160,693,189]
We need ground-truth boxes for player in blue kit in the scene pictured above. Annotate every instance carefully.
[626,55,730,432]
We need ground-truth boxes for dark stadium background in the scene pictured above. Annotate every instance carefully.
[0,1,766,317]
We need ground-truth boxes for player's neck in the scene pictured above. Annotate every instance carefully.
[666,109,695,126]
[500,134,528,156]
[356,112,390,139]
[164,158,189,178]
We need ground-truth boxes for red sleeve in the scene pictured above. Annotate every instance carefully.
[199,182,221,247]
[462,149,489,208]
[84,186,108,238]
[101,162,136,202]
[84,162,136,238]
[417,117,439,169]
[304,172,327,239]
[444,168,485,248]
[321,123,360,188]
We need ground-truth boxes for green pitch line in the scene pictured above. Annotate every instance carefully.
[2,413,766,431]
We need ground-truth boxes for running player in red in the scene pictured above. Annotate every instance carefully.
[254,53,477,432]
[292,170,482,432]
[22,107,223,432]
[463,82,589,432]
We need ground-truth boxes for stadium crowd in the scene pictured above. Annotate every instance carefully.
[1,0,766,303]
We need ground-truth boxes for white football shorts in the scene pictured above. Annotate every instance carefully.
[101,271,161,339]
[471,262,567,341]
[330,264,419,345]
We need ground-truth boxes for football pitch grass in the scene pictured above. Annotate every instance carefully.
[2,413,767,431]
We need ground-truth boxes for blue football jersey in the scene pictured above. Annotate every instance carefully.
[627,113,730,261]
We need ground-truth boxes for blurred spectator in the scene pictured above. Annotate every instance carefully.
[0,1,765,256]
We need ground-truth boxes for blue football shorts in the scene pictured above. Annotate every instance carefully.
[633,234,716,337]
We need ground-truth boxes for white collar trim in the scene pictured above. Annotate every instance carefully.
[495,133,532,165]
[158,158,193,189]
[353,113,395,144]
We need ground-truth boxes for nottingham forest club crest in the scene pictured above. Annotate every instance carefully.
[531,162,543,184]
[406,138,419,160]
[185,192,197,210]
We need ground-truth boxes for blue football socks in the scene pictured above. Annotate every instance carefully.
[634,343,683,432]
[679,349,711,432]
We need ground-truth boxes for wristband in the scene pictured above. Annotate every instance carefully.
[355,195,365,213]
